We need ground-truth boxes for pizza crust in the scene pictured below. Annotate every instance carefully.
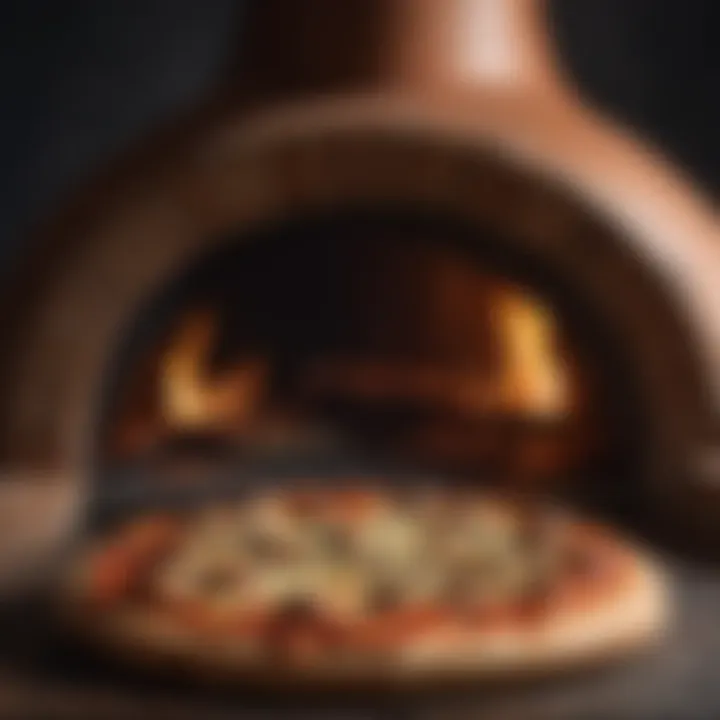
[58,520,670,686]
[399,549,668,674]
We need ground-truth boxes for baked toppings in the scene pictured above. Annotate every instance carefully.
[67,487,667,684]
[88,489,619,640]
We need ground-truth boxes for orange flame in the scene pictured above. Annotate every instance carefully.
[493,286,571,418]
[159,310,267,433]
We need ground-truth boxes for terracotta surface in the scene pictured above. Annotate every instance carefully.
[0,0,718,579]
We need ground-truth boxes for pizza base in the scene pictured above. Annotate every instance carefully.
[59,531,669,687]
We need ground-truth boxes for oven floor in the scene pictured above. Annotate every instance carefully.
[0,557,718,720]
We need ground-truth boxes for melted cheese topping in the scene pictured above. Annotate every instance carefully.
[151,492,567,619]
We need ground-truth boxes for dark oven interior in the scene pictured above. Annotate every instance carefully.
[94,206,647,525]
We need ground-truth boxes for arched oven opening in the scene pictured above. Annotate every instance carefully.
[94,207,647,524]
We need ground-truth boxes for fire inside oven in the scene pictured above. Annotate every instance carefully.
[95,208,644,517]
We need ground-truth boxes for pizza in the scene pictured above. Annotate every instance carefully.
[59,486,669,685]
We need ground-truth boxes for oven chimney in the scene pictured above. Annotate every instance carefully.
[233,0,565,102]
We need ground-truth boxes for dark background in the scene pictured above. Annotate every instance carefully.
[0,0,717,270]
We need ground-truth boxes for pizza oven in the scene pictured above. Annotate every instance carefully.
[0,0,718,717]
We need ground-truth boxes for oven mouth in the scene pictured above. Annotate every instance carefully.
[90,205,648,526]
